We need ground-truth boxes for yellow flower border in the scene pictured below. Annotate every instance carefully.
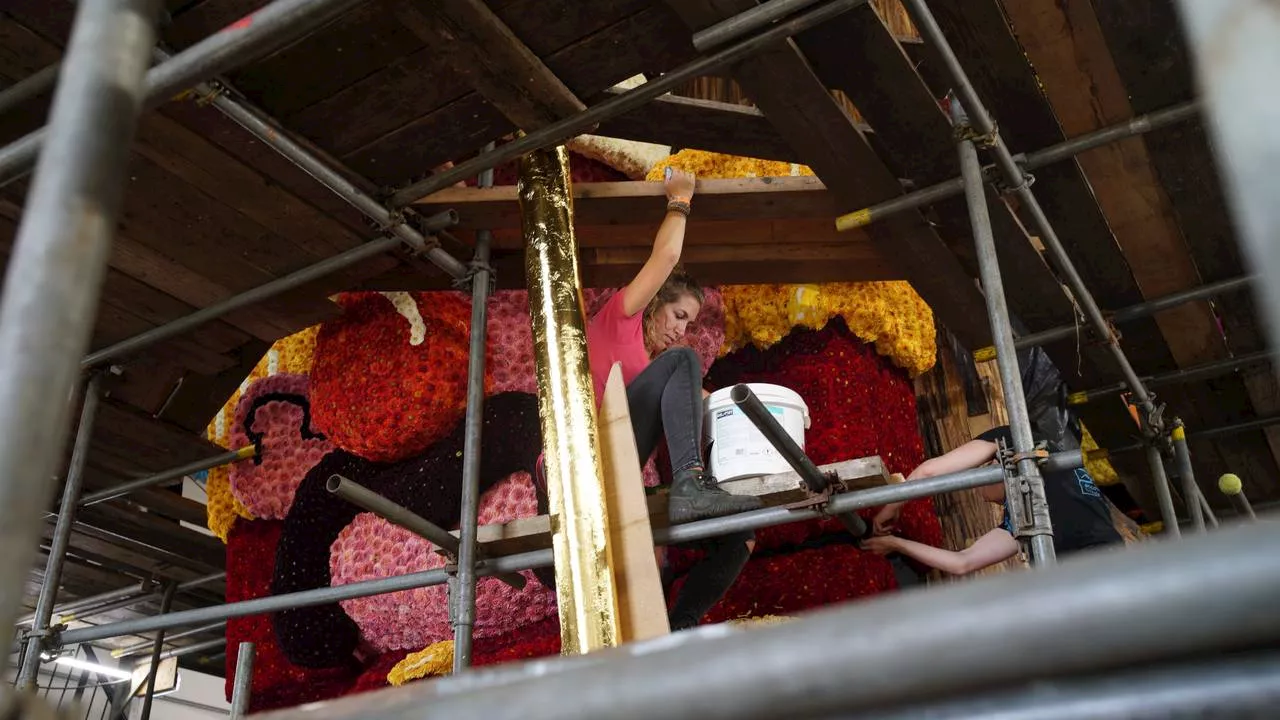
[388,640,455,685]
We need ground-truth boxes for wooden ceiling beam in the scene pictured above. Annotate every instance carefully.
[392,0,586,131]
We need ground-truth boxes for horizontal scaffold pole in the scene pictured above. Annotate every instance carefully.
[249,521,1280,720]
[0,0,373,185]
[55,450,1080,645]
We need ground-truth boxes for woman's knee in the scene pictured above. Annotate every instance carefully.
[665,345,700,369]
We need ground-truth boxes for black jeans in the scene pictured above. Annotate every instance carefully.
[627,346,704,475]
[627,346,753,629]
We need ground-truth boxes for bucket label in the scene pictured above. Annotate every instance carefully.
[709,399,807,481]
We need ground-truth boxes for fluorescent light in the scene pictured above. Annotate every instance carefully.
[53,655,132,680]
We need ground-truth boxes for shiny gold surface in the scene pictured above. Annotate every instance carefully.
[519,145,620,653]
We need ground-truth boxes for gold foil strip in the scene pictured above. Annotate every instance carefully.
[518,145,621,653]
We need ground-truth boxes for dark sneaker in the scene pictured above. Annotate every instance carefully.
[668,468,762,524]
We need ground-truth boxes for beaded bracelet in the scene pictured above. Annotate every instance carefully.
[667,200,691,217]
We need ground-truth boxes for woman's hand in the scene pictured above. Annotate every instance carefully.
[872,502,905,535]
[664,167,696,201]
[861,535,900,556]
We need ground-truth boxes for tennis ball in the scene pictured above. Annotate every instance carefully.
[1218,473,1244,496]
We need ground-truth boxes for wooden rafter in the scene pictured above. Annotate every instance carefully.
[660,0,992,348]
[392,0,586,131]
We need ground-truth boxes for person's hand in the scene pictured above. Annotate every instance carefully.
[664,167,696,200]
[861,535,899,556]
[872,502,904,535]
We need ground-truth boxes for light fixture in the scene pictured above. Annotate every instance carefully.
[52,655,133,681]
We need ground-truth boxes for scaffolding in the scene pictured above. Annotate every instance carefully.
[3,0,1277,716]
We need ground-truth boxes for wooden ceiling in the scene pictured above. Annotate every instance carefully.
[1,0,1274,671]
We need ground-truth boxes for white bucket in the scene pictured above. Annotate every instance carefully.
[705,383,811,482]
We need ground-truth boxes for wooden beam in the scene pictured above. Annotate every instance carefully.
[595,92,800,164]
[391,0,586,131]
[658,0,991,348]
[795,4,1076,333]
[416,176,840,228]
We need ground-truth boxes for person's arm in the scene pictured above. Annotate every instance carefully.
[872,438,999,534]
[620,168,696,316]
[863,528,1019,576]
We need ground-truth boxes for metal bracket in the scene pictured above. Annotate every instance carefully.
[997,438,1054,543]
[192,81,227,107]
[452,258,496,292]
[994,169,1036,195]
[952,121,999,149]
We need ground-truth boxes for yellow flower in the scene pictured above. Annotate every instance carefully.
[719,282,936,377]
[1080,422,1120,486]
[205,464,253,542]
[645,150,815,182]
[388,640,455,685]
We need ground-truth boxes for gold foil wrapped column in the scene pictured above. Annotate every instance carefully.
[518,145,621,652]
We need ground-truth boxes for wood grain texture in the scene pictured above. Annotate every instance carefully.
[392,0,585,131]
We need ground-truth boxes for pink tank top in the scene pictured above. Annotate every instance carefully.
[586,290,650,401]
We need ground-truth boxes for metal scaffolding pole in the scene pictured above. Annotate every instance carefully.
[1175,0,1280,356]
[229,642,255,720]
[1220,474,1258,521]
[245,521,1280,720]
[384,0,869,209]
[81,211,455,369]
[16,375,103,689]
[0,0,160,678]
[835,100,1199,232]
[0,63,59,118]
[692,0,829,51]
[1197,491,1220,529]
[177,68,467,278]
[953,97,1055,564]
[0,0,372,185]
[1067,348,1274,406]
[76,447,254,508]
[904,0,1178,538]
[158,637,225,662]
[17,571,224,627]
[111,621,227,659]
[993,275,1253,356]
[1145,444,1180,538]
[1171,421,1205,534]
[54,451,1081,645]
[454,151,495,671]
[1102,416,1280,455]
[138,582,177,720]
[858,651,1280,720]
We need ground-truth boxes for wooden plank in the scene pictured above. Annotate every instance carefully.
[91,399,222,469]
[341,5,696,186]
[391,0,586,131]
[227,2,425,118]
[999,0,1225,367]
[76,504,226,571]
[594,92,800,163]
[659,0,991,348]
[795,4,1076,332]
[417,176,841,228]
[466,456,890,557]
[598,364,669,641]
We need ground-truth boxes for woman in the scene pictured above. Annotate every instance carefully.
[538,168,761,629]
[864,425,1121,575]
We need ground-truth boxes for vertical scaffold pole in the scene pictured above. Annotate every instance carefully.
[1147,444,1181,538]
[953,98,1055,565]
[0,0,161,675]
[904,0,1180,530]
[139,582,177,720]
[16,375,104,689]
[453,146,496,671]
[1171,421,1205,534]
[229,642,256,719]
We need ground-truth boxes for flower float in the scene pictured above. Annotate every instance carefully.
[310,291,479,462]
[229,373,332,519]
[330,471,556,653]
[271,392,542,668]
